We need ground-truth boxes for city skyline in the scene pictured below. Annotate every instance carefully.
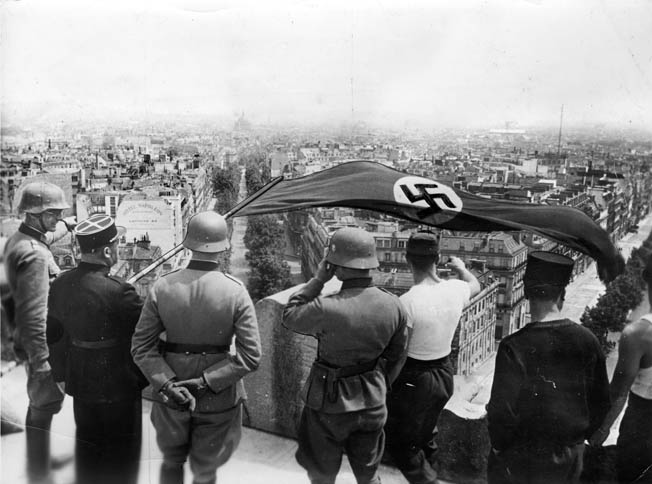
[2,0,652,131]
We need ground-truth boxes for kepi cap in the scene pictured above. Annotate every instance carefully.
[406,231,439,256]
[524,251,574,289]
[75,214,125,250]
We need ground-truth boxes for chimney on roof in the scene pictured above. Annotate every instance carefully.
[136,233,151,250]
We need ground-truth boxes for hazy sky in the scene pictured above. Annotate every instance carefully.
[2,0,651,129]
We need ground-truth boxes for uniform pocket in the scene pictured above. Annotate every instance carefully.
[305,364,328,410]
[196,383,238,413]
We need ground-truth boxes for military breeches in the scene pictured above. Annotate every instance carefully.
[151,402,242,484]
[487,442,584,484]
[74,398,142,484]
[386,356,453,484]
[616,392,652,483]
[296,405,387,484]
[24,363,66,480]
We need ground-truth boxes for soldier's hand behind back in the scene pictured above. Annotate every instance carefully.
[162,383,196,411]
[174,377,208,399]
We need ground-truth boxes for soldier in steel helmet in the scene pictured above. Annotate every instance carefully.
[131,211,261,484]
[283,226,409,484]
[487,251,610,484]
[46,214,146,484]
[3,181,76,482]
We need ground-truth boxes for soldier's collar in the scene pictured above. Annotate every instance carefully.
[187,260,220,271]
[78,261,111,274]
[18,223,49,246]
[340,277,374,290]
[528,318,572,329]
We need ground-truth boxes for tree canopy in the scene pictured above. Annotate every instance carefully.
[244,214,292,301]
[211,163,241,213]
[582,229,652,353]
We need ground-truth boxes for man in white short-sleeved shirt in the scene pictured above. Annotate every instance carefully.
[386,231,480,484]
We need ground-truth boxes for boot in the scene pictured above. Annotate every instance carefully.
[160,462,184,484]
[25,408,53,483]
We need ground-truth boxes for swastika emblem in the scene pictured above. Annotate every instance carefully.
[393,176,463,219]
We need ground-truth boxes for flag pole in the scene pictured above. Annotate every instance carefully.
[127,175,284,285]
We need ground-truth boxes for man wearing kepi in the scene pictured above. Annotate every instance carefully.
[487,251,610,484]
[283,226,409,484]
[386,231,480,484]
[132,211,261,484]
[47,214,145,484]
[3,181,75,482]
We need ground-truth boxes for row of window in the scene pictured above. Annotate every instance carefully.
[458,332,495,375]
[375,239,407,249]
[380,251,407,263]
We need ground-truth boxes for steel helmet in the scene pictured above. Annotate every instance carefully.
[326,227,379,269]
[16,182,70,214]
[182,211,230,253]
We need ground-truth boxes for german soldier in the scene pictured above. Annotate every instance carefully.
[487,251,610,484]
[283,226,409,484]
[47,214,145,484]
[3,181,75,482]
[131,211,261,484]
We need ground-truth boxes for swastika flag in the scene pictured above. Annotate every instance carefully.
[235,161,624,282]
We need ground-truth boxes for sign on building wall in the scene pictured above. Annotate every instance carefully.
[116,200,178,252]
[75,193,94,221]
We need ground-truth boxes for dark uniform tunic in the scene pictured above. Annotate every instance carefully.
[283,277,409,484]
[487,319,610,484]
[131,260,261,484]
[47,261,145,484]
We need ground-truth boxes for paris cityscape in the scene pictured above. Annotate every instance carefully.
[2,1,652,483]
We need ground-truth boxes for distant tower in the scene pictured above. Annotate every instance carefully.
[557,104,564,161]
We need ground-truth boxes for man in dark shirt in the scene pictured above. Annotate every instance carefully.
[283,227,409,484]
[486,251,610,484]
[47,214,145,484]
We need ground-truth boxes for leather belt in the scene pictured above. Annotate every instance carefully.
[160,341,230,354]
[315,359,379,403]
[405,354,451,368]
[71,338,119,349]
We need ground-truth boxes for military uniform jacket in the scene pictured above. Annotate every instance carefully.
[283,277,409,414]
[131,260,261,413]
[46,262,145,403]
[487,318,611,451]
[4,223,61,371]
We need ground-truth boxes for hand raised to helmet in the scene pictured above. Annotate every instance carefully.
[315,258,336,283]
